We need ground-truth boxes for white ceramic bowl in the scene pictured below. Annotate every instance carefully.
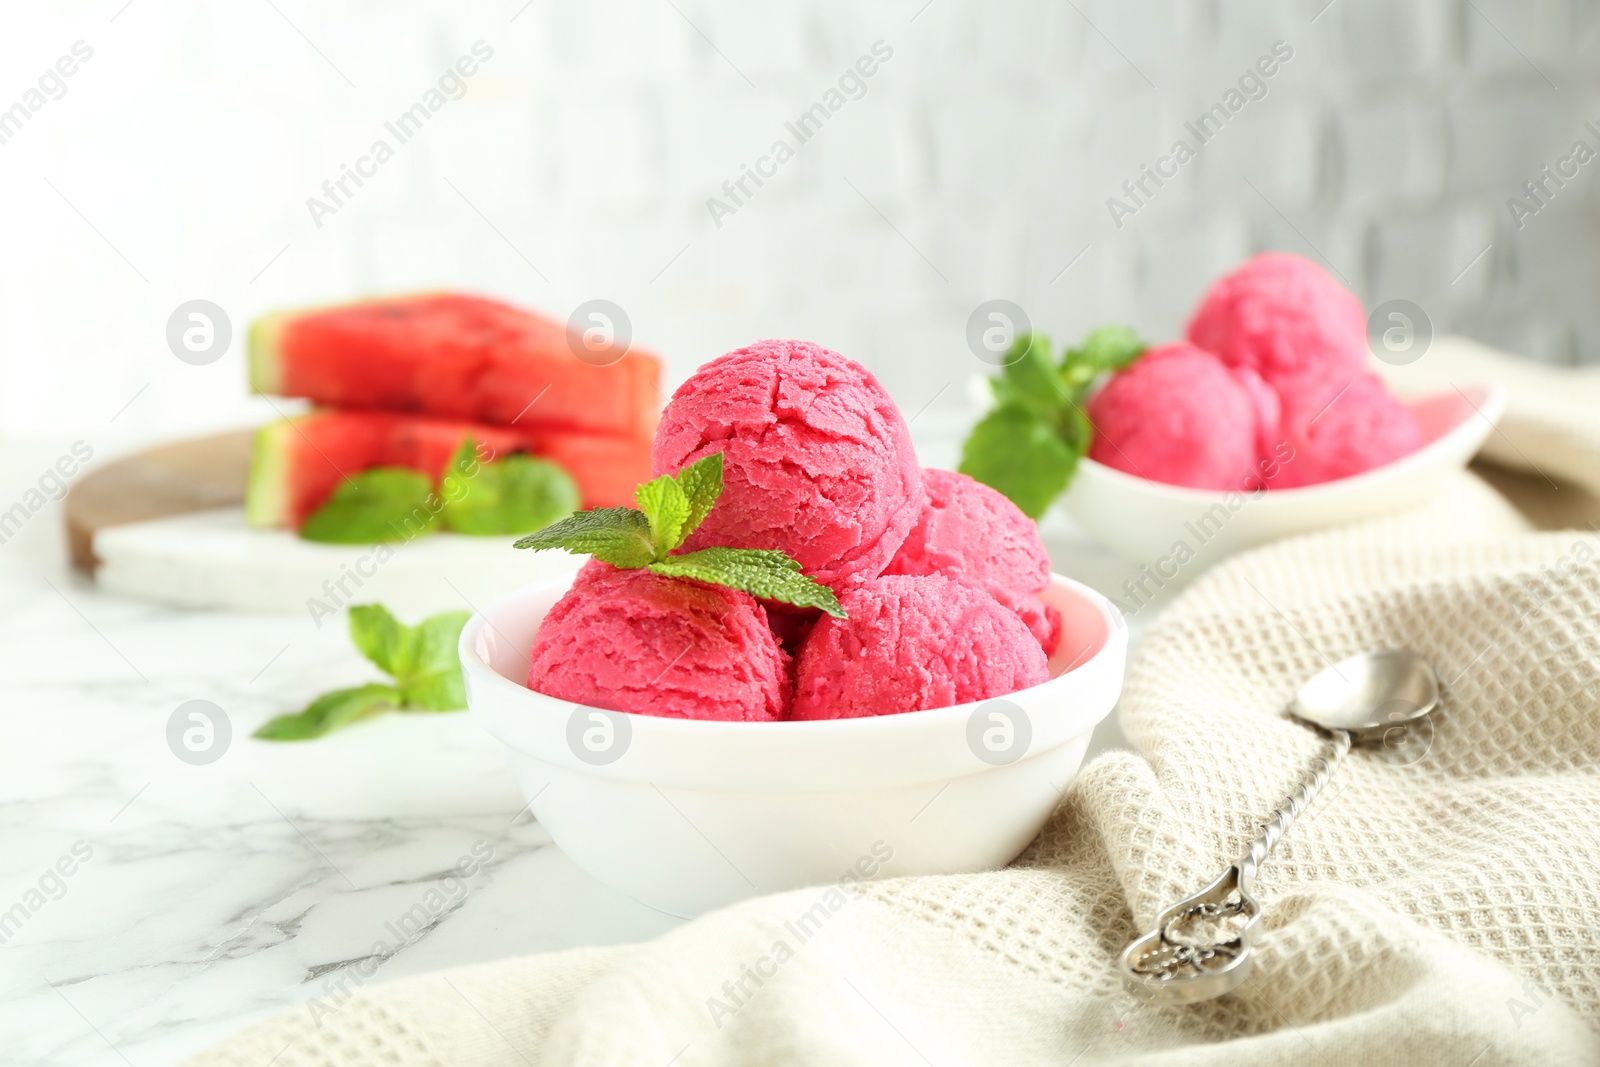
[1060,383,1507,563]
[459,572,1127,916]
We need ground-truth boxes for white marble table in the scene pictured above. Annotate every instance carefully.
[0,435,1152,1067]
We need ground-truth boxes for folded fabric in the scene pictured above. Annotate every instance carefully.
[187,339,1600,1067]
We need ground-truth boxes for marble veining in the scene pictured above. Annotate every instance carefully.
[0,547,684,1067]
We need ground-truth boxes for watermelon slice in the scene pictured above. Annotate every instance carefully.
[246,410,651,529]
[249,293,662,440]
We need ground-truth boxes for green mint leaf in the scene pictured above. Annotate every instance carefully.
[300,468,437,544]
[438,437,482,502]
[649,547,846,618]
[514,507,658,568]
[348,604,406,676]
[986,374,1012,407]
[1062,325,1146,390]
[253,683,401,741]
[391,610,472,707]
[257,606,470,741]
[1061,402,1093,457]
[443,450,580,536]
[1077,325,1145,371]
[672,451,724,539]
[962,325,1143,518]
[398,671,468,712]
[635,474,691,557]
[959,405,1080,519]
[990,333,1064,420]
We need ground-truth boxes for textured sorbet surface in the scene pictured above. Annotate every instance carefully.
[1087,342,1276,491]
[1187,252,1369,388]
[526,564,790,721]
[650,339,923,589]
[886,468,1061,653]
[1269,373,1424,488]
[792,575,1049,720]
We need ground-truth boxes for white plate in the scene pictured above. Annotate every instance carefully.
[92,507,583,617]
[1060,383,1507,563]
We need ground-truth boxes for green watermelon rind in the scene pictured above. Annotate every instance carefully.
[245,420,292,528]
[247,310,291,396]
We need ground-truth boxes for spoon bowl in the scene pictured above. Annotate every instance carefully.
[1292,649,1439,738]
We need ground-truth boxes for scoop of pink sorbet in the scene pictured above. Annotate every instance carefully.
[1268,372,1424,488]
[526,564,790,721]
[1187,252,1369,389]
[651,340,923,590]
[791,575,1049,720]
[885,468,1061,654]
[1086,342,1280,491]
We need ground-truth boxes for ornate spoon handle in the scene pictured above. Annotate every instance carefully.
[1117,730,1352,1003]
[1236,729,1350,894]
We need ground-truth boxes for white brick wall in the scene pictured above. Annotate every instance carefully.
[2,0,1598,441]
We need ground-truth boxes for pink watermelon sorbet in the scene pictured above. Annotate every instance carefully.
[525,340,1073,724]
[651,340,924,590]
[886,468,1061,654]
[791,575,1049,720]
[1187,252,1369,389]
[1086,342,1280,491]
[1268,372,1425,488]
[526,564,790,722]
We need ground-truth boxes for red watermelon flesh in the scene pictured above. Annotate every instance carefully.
[247,409,651,529]
[250,294,662,440]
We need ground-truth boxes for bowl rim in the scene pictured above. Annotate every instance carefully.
[1074,380,1507,504]
[458,569,1127,743]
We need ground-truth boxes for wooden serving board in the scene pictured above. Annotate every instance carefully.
[67,430,254,573]
[64,430,581,615]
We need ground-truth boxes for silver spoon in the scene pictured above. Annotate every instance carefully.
[1117,648,1440,1004]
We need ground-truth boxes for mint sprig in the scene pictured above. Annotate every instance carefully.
[650,548,845,616]
[634,470,693,552]
[254,605,472,740]
[958,326,1146,518]
[527,507,658,567]
[299,437,578,543]
[300,468,438,544]
[439,439,580,536]
[515,452,846,618]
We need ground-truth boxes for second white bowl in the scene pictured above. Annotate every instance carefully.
[1060,383,1507,563]
[460,572,1127,916]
